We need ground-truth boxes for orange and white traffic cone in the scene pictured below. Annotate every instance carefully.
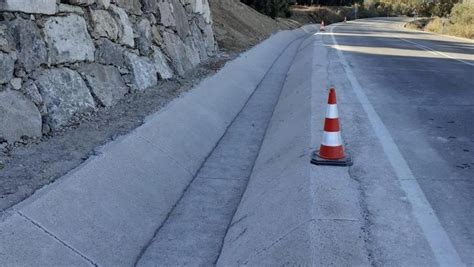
[311,87,352,166]
[320,20,325,32]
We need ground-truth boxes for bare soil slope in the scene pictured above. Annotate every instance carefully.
[210,0,300,51]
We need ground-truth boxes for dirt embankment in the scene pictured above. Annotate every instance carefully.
[290,5,355,25]
[209,0,301,51]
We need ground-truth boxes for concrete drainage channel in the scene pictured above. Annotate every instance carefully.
[0,25,318,265]
[135,31,309,266]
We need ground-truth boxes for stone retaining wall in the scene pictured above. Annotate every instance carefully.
[0,0,217,143]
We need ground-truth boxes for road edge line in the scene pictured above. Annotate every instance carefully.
[328,25,465,266]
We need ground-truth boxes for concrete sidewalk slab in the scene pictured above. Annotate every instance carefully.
[217,32,369,265]
[0,26,314,266]
[0,213,91,266]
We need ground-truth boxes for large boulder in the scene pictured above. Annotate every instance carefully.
[125,52,157,91]
[43,14,95,64]
[8,18,48,73]
[110,5,135,47]
[0,90,42,143]
[0,0,57,15]
[78,64,128,107]
[0,52,14,84]
[90,9,120,41]
[161,31,192,76]
[152,48,174,80]
[36,68,95,129]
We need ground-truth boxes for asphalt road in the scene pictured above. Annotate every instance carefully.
[324,18,474,265]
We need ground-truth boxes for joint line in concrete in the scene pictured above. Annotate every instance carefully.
[17,211,98,267]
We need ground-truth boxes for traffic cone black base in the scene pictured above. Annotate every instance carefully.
[311,151,353,166]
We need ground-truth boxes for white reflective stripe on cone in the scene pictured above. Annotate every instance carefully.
[321,131,343,146]
[326,104,339,119]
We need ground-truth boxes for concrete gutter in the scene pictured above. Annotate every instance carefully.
[217,30,369,265]
[0,26,315,266]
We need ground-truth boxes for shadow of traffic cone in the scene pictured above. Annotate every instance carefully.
[320,20,325,31]
[311,87,353,166]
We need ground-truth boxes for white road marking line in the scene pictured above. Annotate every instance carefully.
[329,25,465,266]
[397,36,474,67]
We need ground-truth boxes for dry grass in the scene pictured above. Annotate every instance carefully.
[405,3,474,39]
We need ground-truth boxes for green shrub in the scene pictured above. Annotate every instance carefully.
[241,0,290,19]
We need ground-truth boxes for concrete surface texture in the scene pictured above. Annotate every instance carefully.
[136,29,311,266]
[218,26,368,266]
[1,17,473,266]
[0,26,314,266]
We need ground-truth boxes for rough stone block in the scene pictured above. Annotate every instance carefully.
[78,63,128,107]
[0,0,57,15]
[36,68,95,129]
[185,0,212,23]
[137,18,152,56]
[152,48,173,80]
[0,90,42,143]
[8,18,47,73]
[90,9,119,40]
[58,4,85,14]
[0,52,14,84]
[97,0,110,9]
[95,38,126,68]
[110,5,134,47]
[44,14,95,64]
[0,23,14,53]
[113,0,142,15]
[125,52,157,91]
[141,0,159,13]
[162,31,192,76]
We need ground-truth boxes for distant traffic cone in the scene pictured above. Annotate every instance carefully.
[320,20,325,32]
[311,87,353,166]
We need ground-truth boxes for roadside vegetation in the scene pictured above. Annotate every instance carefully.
[240,0,474,39]
[406,2,474,39]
